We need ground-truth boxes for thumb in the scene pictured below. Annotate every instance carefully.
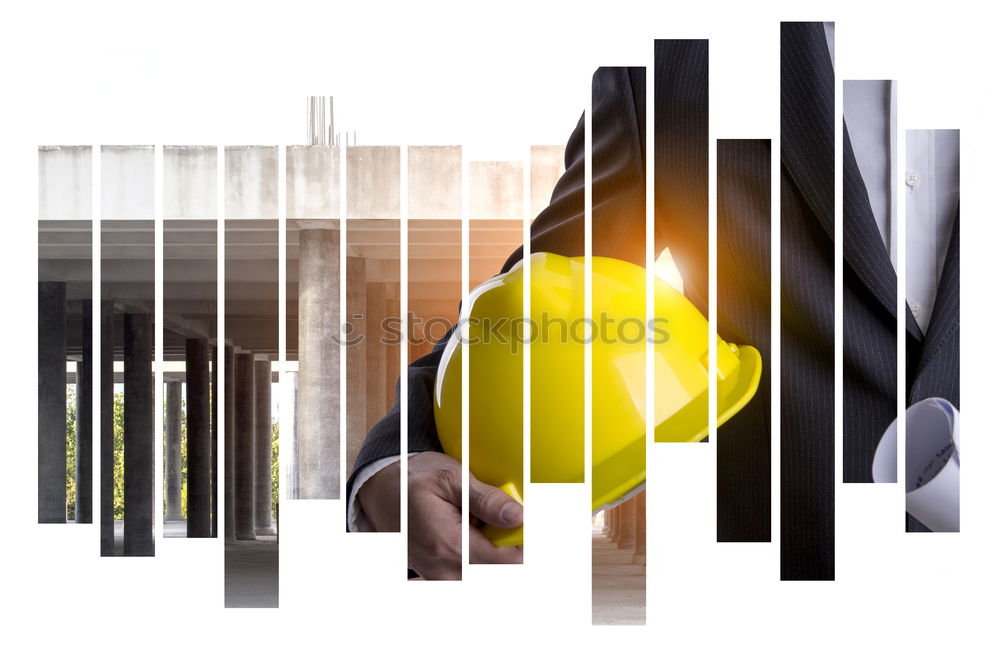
[469,475,523,528]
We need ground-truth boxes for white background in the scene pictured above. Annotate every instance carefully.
[2,0,996,664]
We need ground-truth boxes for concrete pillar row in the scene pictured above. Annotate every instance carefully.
[211,344,219,538]
[186,338,212,537]
[100,301,115,556]
[234,352,256,540]
[254,357,274,536]
[298,228,340,499]
[617,496,638,552]
[609,506,622,543]
[123,312,154,556]
[164,379,183,521]
[345,255,366,492]
[385,289,401,410]
[365,281,388,432]
[224,344,236,541]
[76,299,93,523]
[38,281,67,523]
[632,491,647,566]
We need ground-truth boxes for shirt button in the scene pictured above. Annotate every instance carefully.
[906,171,920,188]
[911,302,922,315]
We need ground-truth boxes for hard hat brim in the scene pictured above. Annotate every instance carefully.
[595,343,763,512]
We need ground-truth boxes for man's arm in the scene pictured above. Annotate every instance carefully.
[345,330,448,532]
[348,67,651,575]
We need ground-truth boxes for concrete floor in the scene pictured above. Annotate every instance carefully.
[108,519,157,556]
[592,526,646,625]
[108,520,279,608]
[105,519,209,555]
[164,519,188,538]
[225,534,279,608]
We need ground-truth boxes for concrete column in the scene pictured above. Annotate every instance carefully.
[287,371,299,499]
[100,301,115,555]
[617,497,637,552]
[385,288,400,409]
[123,312,154,556]
[345,255,366,483]
[602,507,614,537]
[234,352,256,540]
[365,281,387,433]
[38,281,67,523]
[211,343,219,538]
[255,357,274,535]
[186,338,212,537]
[75,299,93,523]
[632,491,646,566]
[224,344,236,541]
[164,380,183,521]
[610,506,622,543]
[297,227,340,499]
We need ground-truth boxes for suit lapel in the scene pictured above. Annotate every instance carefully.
[843,120,924,342]
[914,205,960,377]
[780,22,835,238]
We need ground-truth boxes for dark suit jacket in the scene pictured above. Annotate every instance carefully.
[844,123,961,533]
[348,25,960,560]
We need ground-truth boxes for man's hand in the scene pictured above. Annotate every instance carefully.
[357,451,523,579]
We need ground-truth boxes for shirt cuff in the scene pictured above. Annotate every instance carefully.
[347,453,418,532]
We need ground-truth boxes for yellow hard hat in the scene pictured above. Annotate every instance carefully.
[433,252,761,546]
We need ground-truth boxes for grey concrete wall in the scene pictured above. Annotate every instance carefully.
[38,146,91,221]
[347,146,399,220]
[531,145,565,219]
[470,160,523,220]
[225,146,278,220]
[287,146,339,220]
[102,146,154,220]
[408,146,461,219]
[164,146,217,220]
[41,143,565,223]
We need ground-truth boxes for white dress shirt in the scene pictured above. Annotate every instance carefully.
[904,129,960,331]
[843,79,960,332]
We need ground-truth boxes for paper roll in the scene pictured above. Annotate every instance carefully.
[871,397,960,532]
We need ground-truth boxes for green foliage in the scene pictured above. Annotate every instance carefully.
[66,385,76,521]
[68,385,280,525]
[271,420,279,520]
[181,399,188,518]
[113,392,124,520]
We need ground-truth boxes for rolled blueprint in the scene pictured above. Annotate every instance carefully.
[871,397,960,532]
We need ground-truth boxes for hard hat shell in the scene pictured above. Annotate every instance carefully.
[433,252,761,546]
